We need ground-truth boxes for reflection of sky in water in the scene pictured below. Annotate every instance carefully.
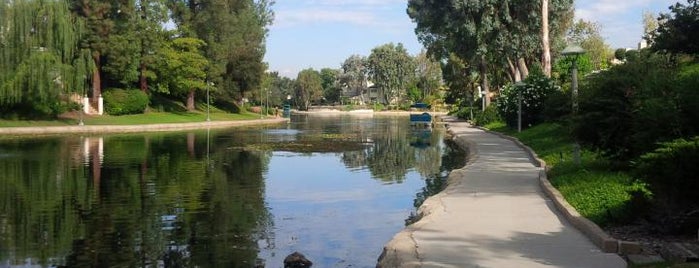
[260,152,424,267]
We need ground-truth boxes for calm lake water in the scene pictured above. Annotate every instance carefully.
[0,114,466,268]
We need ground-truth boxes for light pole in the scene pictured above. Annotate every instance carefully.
[562,44,586,164]
[478,86,485,111]
[514,82,526,133]
[206,81,213,122]
[562,45,585,114]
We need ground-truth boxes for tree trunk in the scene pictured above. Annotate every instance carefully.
[139,63,148,92]
[478,56,491,107]
[518,58,530,80]
[542,0,552,77]
[187,90,195,111]
[508,58,521,82]
[92,53,102,103]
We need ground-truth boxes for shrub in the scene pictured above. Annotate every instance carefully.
[103,89,149,115]
[473,105,500,126]
[634,136,699,209]
[496,72,559,129]
[572,52,689,161]
[372,102,385,111]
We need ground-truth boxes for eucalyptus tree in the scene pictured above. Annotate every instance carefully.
[0,0,93,117]
[340,54,368,103]
[407,0,573,106]
[294,68,322,111]
[367,43,416,105]
[414,51,443,103]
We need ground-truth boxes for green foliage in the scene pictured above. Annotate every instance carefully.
[614,48,627,60]
[153,37,209,106]
[650,0,699,55]
[367,43,416,105]
[634,137,699,209]
[103,89,149,115]
[372,103,385,111]
[0,0,91,111]
[320,68,341,104]
[295,68,322,111]
[566,19,614,70]
[552,167,650,225]
[492,122,652,226]
[340,55,368,102]
[473,105,500,126]
[553,53,594,84]
[573,52,696,161]
[496,72,559,129]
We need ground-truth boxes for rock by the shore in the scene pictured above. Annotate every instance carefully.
[284,252,312,268]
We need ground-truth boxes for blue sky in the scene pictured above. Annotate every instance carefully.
[264,0,679,78]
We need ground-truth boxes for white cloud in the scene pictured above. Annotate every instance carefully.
[271,0,408,29]
[274,9,378,28]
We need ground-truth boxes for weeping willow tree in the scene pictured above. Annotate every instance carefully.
[0,0,93,118]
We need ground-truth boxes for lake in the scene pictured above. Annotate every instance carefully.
[0,114,466,267]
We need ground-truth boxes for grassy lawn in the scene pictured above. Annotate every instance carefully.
[0,110,263,127]
[483,121,645,226]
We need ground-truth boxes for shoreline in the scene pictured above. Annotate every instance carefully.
[0,118,288,136]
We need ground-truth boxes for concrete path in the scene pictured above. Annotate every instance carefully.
[378,117,626,268]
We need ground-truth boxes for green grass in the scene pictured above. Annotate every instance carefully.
[484,121,647,226]
[0,110,263,127]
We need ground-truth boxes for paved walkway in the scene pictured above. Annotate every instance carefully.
[378,117,626,268]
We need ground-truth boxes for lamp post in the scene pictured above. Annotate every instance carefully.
[562,44,586,164]
[562,45,585,114]
[478,86,485,112]
[514,82,526,133]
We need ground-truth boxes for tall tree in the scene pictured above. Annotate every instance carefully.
[642,10,659,42]
[168,0,274,104]
[542,0,552,77]
[567,19,613,70]
[649,0,699,55]
[320,68,341,104]
[414,51,443,103]
[0,0,93,117]
[294,68,322,111]
[153,37,209,110]
[136,0,168,92]
[340,55,368,104]
[367,43,416,105]
[407,0,573,106]
[71,0,141,100]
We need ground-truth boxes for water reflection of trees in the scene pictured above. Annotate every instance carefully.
[0,131,271,267]
[410,139,467,224]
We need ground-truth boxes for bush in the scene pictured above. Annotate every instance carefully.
[372,102,385,111]
[496,72,559,129]
[103,89,149,115]
[473,105,500,126]
[572,52,690,161]
[634,136,699,209]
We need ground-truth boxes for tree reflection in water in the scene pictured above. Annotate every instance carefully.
[0,115,466,267]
